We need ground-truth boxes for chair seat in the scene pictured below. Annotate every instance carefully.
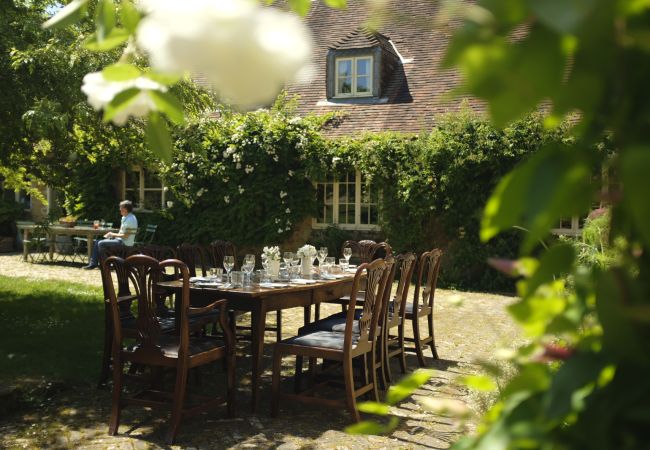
[299,309,362,335]
[121,315,176,333]
[128,335,224,358]
[283,331,359,350]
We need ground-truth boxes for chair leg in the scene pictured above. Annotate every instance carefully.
[98,313,113,388]
[384,333,393,384]
[271,349,283,417]
[314,303,321,321]
[398,323,407,374]
[427,311,439,359]
[108,353,123,436]
[343,358,360,422]
[166,366,188,445]
[227,352,236,418]
[412,316,426,367]
[276,310,282,342]
[370,350,380,402]
[294,356,303,394]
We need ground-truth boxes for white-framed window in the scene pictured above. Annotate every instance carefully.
[335,56,373,98]
[122,167,167,211]
[313,171,379,230]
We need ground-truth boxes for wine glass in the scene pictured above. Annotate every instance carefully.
[243,254,255,285]
[283,252,294,267]
[223,255,235,284]
[318,247,328,263]
[261,253,269,271]
[343,247,352,266]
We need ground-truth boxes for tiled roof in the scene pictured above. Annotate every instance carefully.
[285,0,486,136]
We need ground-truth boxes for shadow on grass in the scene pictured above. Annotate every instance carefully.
[0,275,468,448]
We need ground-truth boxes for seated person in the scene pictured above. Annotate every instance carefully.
[83,200,138,269]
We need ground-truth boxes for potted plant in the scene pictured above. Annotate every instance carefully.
[58,215,78,228]
[0,198,22,252]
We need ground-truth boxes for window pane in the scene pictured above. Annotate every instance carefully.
[356,76,370,93]
[339,184,347,203]
[323,205,331,223]
[369,205,378,224]
[338,77,352,94]
[348,204,356,224]
[124,189,138,206]
[357,58,371,76]
[144,170,162,188]
[348,183,356,204]
[325,184,333,204]
[337,59,352,77]
[144,191,162,210]
[125,171,140,189]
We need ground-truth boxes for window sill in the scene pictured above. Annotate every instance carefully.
[312,222,380,231]
[318,97,389,106]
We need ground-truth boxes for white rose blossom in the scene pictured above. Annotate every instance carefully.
[136,0,313,109]
[81,72,167,125]
[224,195,230,203]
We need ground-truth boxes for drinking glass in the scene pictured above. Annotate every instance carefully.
[343,247,352,264]
[230,271,244,287]
[325,257,336,272]
[93,220,100,230]
[243,254,255,286]
[209,267,223,281]
[318,247,328,262]
[283,252,294,267]
[223,255,235,284]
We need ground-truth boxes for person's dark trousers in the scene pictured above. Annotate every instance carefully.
[88,238,124,267]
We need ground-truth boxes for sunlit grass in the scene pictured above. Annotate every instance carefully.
[0,275,104,385]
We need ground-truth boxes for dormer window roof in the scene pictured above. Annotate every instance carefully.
[326,28,401,101]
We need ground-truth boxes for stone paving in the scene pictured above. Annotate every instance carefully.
[0,252,522,449]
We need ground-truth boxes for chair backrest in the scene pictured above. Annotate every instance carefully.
[176,243,212,277]
[393,252,417,321]
[135,244,176,260]
[104,255,191,357]
[100,244,137,262]
[208,240,238,270]
[345,258,391,354]
[140,224,158,244]
[342,240,392,265]
[412,248,443,312]
[100,254,135,319]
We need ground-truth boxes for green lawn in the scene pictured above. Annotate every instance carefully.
[0,275,105,385]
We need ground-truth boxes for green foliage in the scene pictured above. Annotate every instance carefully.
[305,112,568,291]
[157,103,329,246]
[0,198,23,236]
[442,0,650,448]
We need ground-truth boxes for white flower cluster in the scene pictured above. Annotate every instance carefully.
[296,244,316,258]
[262,245,281,261]
[136,0,312,109]
[81,72,167,125]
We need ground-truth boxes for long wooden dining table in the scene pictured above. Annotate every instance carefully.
[16,223,118,262]
[158,275,356,413]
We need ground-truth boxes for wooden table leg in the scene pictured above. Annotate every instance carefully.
[303,305,311,327]
[250,303,267,413]
[22,229,29,261]
[87,234,94,264]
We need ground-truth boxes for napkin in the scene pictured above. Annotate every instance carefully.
[320,274,346,280]
[260,282,289,288]
[290,279,318,285]
[190,276,210,283]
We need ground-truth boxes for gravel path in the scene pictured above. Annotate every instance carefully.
[0,252,522,449]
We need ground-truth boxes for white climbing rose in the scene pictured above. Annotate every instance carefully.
[81,72,167,125]
[136,0,312,109]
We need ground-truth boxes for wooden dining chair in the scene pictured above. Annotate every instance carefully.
[314,239,393,320]
[271,259,390,422]
[104,255,236,444]
[383,252,417,382]
[404,248,444,366]
[176,243,213,277]
[97,253,176,387]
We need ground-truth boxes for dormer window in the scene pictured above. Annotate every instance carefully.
[326,28,402,102]
[335,56,373,97]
